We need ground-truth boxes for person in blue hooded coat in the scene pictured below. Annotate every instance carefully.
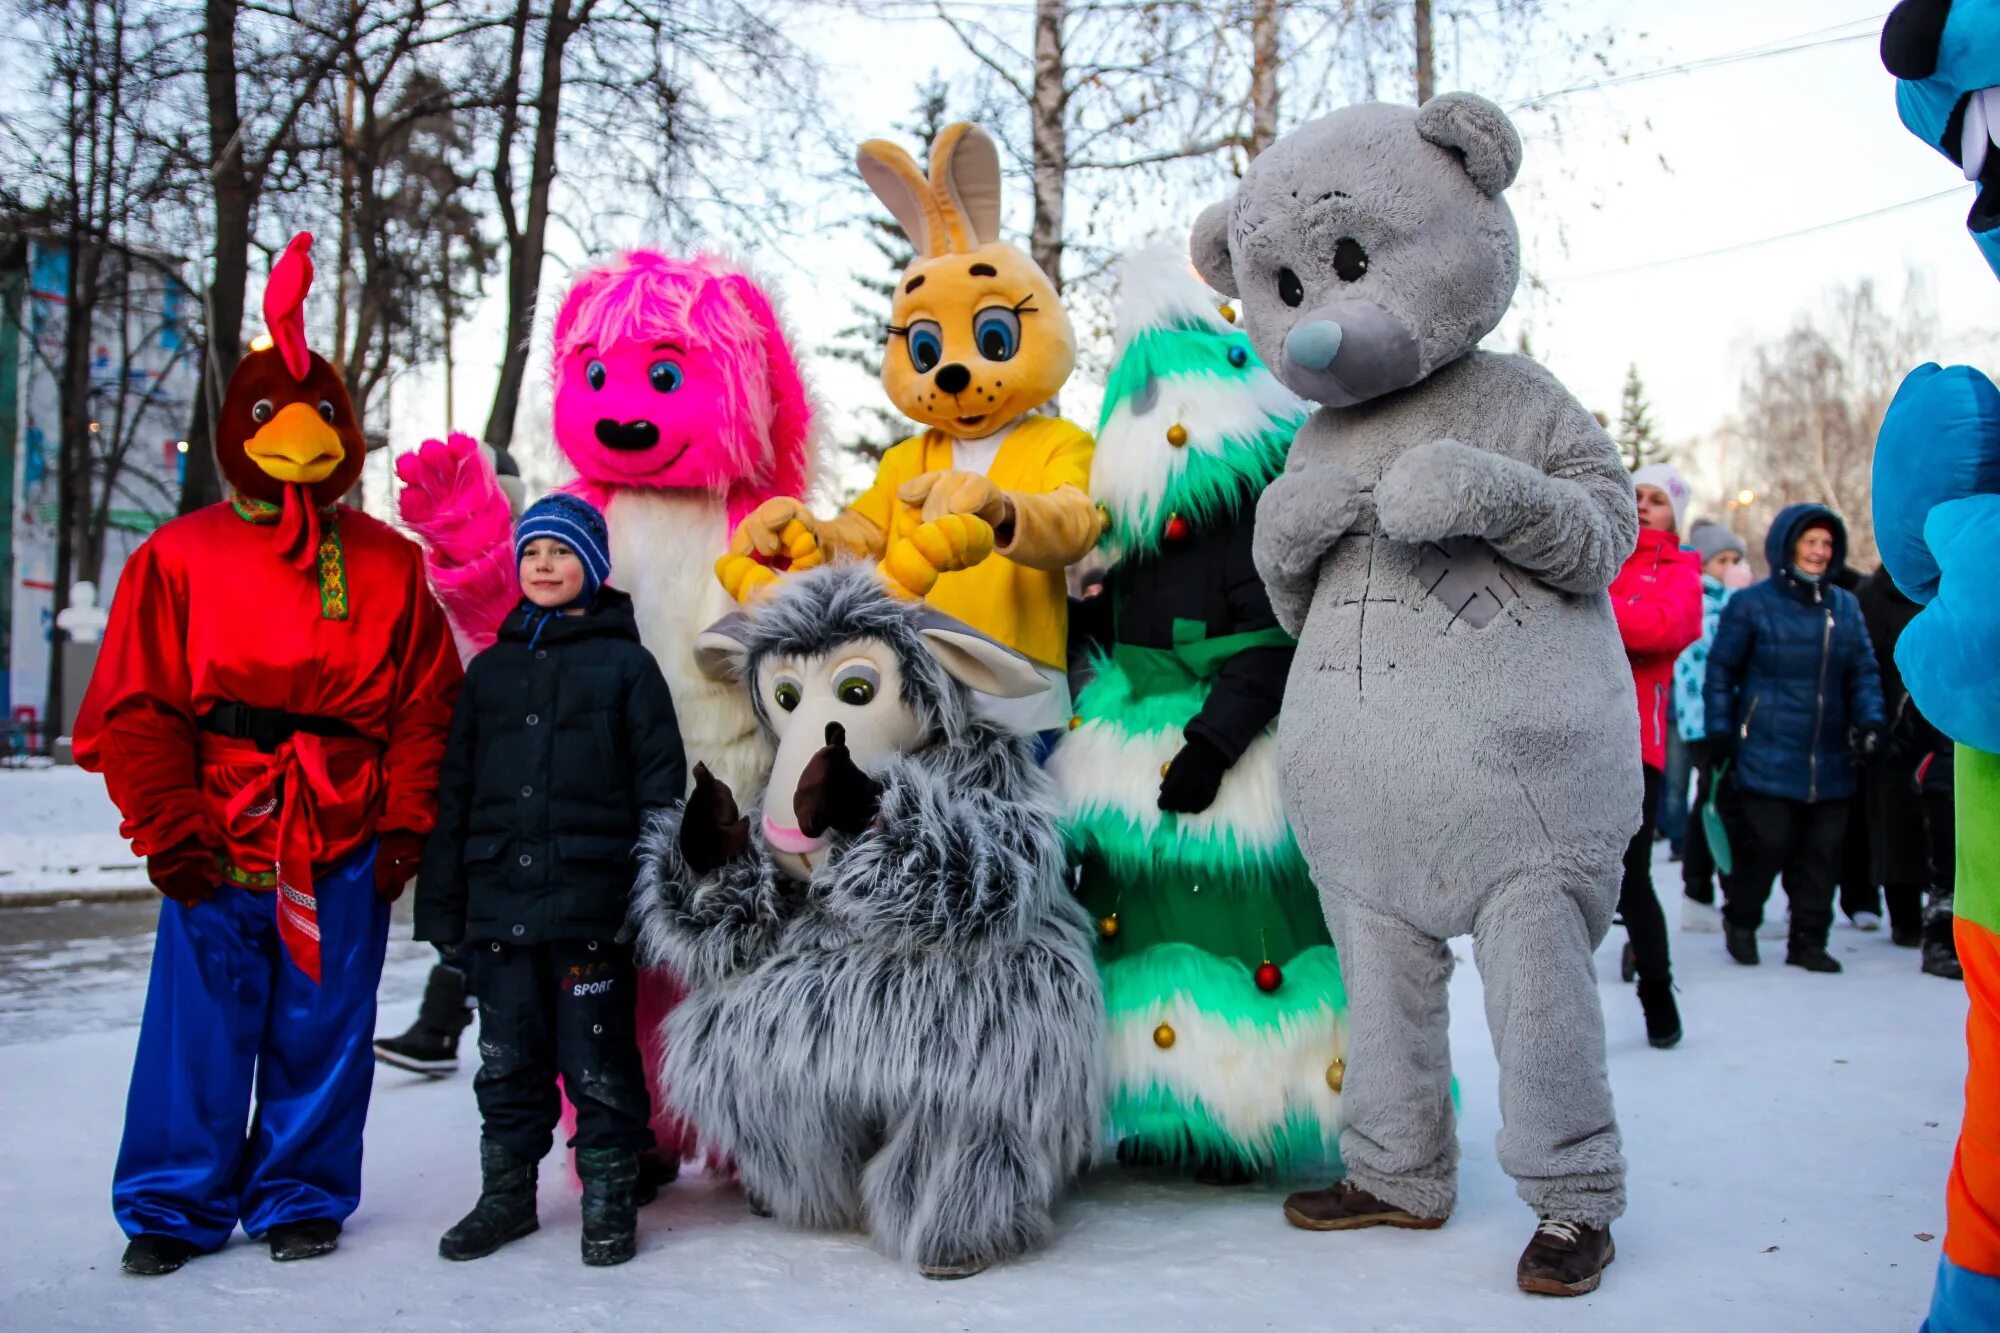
[1702,503,1887,974]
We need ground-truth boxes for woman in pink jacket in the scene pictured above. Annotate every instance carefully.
[1611,464,1704,1047]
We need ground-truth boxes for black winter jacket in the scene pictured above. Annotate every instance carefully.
[415,589,686,945]
[1072,494,1292,762]
[1702,504,1886,804]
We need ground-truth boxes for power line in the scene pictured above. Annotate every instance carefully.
[1514,12,1889,106]
[1546,187,1970,283]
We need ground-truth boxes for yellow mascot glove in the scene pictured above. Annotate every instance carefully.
[878,514,995,600]
[897,470,1009,528]
[733,497,819,560]
[714,552,780,603]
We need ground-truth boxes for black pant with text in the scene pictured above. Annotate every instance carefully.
[471,938,655,1162]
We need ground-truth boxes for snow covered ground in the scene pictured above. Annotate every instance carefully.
[0,765,147,899]
[0,847,1967,1331]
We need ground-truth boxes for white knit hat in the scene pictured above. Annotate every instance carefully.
[1631,463,1690,532]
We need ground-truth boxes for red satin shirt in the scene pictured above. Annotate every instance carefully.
[74,501,462,889]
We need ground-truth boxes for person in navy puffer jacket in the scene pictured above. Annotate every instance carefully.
[1703,503,1886,974]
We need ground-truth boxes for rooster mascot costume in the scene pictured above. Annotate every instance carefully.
[75,234,462,1277]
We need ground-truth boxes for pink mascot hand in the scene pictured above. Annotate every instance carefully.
[396,433,513,567]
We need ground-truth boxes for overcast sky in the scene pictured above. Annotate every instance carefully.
[374,0,1996,516]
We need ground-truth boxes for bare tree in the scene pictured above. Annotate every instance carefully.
[178,0,361,514]
[931,0,1609,296]
[478,0,583,455]
[477,0,824,454]
[1726,278,1936,572]
[1,0,198,740]
[328,15,501,431]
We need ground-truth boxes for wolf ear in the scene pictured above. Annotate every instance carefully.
[917,623,1048,698]
[1415,92,1522,196]
[859,138,948,258]
[694,615,754,682]
[928,122,1002,251]
[1190,202,1236,296]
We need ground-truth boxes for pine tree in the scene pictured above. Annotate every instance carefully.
[1616,362,1665,471]
[829,77,954,468]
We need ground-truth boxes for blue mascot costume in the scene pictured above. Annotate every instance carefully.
[1872,3,2000,1330]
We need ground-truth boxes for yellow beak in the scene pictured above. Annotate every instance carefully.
[245,403,345,485]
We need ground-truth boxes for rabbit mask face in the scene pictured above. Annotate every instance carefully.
[860,123,1076,440]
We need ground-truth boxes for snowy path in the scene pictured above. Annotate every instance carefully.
[0,766,148,899]
[0,850,1966,1331]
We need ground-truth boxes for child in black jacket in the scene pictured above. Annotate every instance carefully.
[416,493,686,1267]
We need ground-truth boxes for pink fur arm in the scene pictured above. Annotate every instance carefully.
[396,433,518,653]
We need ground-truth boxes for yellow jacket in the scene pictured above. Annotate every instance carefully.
[832,416,1096,669]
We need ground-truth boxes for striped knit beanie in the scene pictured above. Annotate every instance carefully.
[515,492,611,602]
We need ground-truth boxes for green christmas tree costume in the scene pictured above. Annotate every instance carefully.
[1049,246,1346,1178]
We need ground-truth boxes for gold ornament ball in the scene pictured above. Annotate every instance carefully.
[1160,760,1173,779]
[1166,423,1189,448]
[1153,1022,1177,1049]
[1218,302,1237,323]
[1097,912,1120,940]
[1325,1057,1346,1092]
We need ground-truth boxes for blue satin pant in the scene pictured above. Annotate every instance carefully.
[113,845,390,1247]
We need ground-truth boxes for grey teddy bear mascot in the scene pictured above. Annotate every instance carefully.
[1189,92,1640,1297]
[630,562,1103,1280]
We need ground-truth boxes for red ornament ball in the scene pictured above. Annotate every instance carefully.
[1254,961,1282,993]
[1163,514,1191,543]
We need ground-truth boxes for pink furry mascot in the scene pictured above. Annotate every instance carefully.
[397,252,815,1179]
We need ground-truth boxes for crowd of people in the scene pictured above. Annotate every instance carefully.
[1605,465,1963,1051]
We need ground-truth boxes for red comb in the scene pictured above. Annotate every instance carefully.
[263,232,316,382]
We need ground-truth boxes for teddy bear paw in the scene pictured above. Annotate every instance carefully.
[1253,464,1363,585]
[1374,439,1494,545]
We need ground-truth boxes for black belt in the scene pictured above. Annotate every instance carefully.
[197,701,365,754]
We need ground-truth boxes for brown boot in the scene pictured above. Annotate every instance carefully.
[1516,1218,1615,1296]
[1283,1180,1447,1232]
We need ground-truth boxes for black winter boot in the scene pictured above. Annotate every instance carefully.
[267,1218,341,1262]
[1786,943,1844,974]
[122,1233,204,1276]
[634,1149,679,1207]
[375,963,472,1077]
[1725,926,1759,966]
[1924,941,1965,980]
[1924,897,1963,980]
[439,1138,539,1261]
[1637,979,1682,1049]
[577,1147,640,1267]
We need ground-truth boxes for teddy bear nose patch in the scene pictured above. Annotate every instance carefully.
[933,363,972,394]
[595,418,661,451]
[1286,320,1345,371]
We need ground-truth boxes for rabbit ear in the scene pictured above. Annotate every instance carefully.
[928,122,1001,251]
[859,139,947,258]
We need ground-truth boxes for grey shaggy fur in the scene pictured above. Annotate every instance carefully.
[633,565,1103,1272]
[1191,94,1639,1229]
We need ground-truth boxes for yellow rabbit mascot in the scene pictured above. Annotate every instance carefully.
[729,122,1098,742]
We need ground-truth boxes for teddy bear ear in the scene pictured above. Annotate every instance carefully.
[1189,202,1237,296]
[1415,92,1522,197]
